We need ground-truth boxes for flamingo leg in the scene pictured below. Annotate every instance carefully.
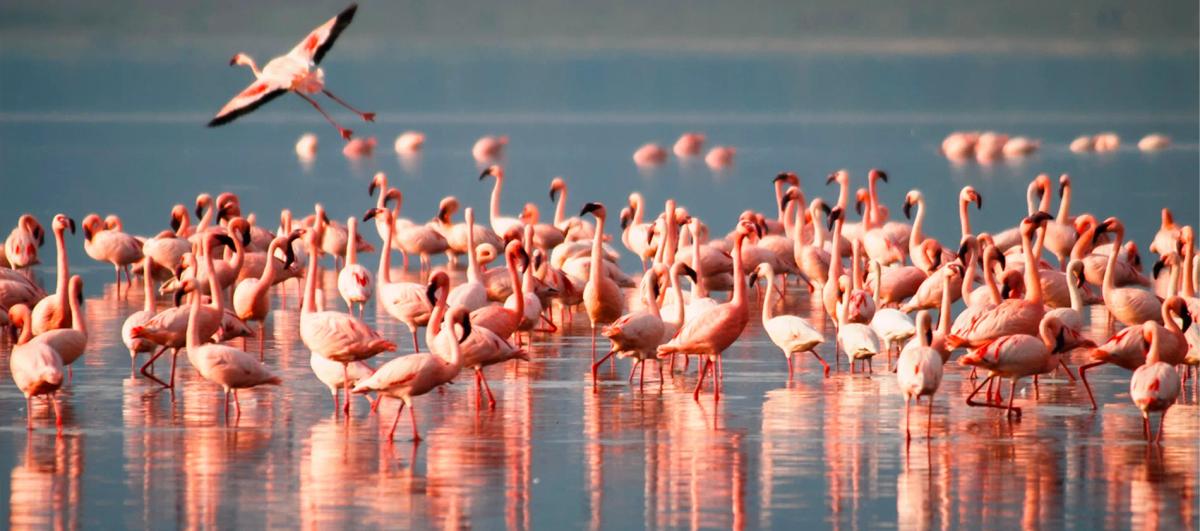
[693,357,710,402]
[1006,378,1021,418]
[1078,360,1105,410]
[342,363,352,415]
[1156,408,1167,443]
[52,394,62,434]
[26,397,33,431]
[258,322,265,360]
[590,324,597,362]
[592,350,616,391]
[811,351,831,378]
[628,361,637,383]
[409,401,422,442]
[1058,358,1076,381]
[388,402,405,441]
[140,346,170,387]
[332,391,340,414]
[1142,412,1150,441]
[478,368,497,409]
[966,375,1007,410]
[927,396,934,438]
[322,88,375,121]
[233,389,242,420]
[168,348,180,389]
[904,396,911,441]
[785,354,794,381]
[296,92,353,139]
[223,390,231,421]
[411,328,420,354]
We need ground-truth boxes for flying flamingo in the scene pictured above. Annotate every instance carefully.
[4,215,44,270]
[657,222,754,401]
[896,311,943,440]
[353,307,471,442]
[208,4,373,139]
[580,203,626,361]
[300,228,395,414]
[752,263,827,379]
[336,217,372,316]
[1130,325,1181,443]
[30,214,75,335]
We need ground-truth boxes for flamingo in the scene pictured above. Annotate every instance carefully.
[519,203,565,251]
[122,255,159,370]
[704,146,735,169]
[958,186,983,240]
[183,264,281,421]
[673,132,705,157]
[836,276,882,373]
[993,174,1051,252]
[580,203,626,360]
[336,216,373,316]
[3,215,44,270]
[896,311,943,440]
[394,131,425,153]
[81,214,143,296]
[1150,208,1181,256]
[769,172,801,236]
[130,235,233,388]
[657,222,754,401]
[960,314,1068,417]
[621,193,657,270]
[310,352,375,413]
[446,208,489,312]
[902,190,953,271]
[793,198,832,290]
[548,177,595,242]
[431,196,504,268]
[207,4,373,139]
[386,189,449,273]
[233,235,296,355]
[633,143,668,166]
[427,272,528,408]
[1130,325,1181,442]
[752,263,827,378]
[593,270,667,390]
[367,208,433,351]
[837,241,876,325]
[300,228,395,414]
[472,135,507,162]
[353,307,471,442]
[30,214,75,335]
[947,213,1052,349]
[470,240,528,341]
[29,275,87,375]
[1097,218,1162,327]
[9,339,64,432]
[479,165,523,239]
[1043,174,1078,269]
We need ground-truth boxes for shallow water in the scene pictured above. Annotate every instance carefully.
[1,13,1199,529]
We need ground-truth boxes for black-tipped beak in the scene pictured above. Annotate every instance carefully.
[1029,211,1054,225]
[957,241,969,265]
[825,173,837,185]
[321,212,330,225]
[854,199,865,217]
[1152,257,1166,279]
[549,188,559,202]
[283,242,296,269]
[83,225,94,242]
[362,208,381,222]
[1055,328,1066,353]
[681,264,697,282]
[479,168,494,180]
[213,234,236,249]
[780,193,794,212]
[426,282,439,305]
[773,172,790,184]
[580,202,602,217]
[827,207,842,231]
[819,203,831,216]
[228,55,238,66]
[194,203,204,219]
[67,217,76,235]
[174,289,186,307]
[169,214,181,233]
[1058,180,1067,197]
[748,271,758,287]
[1000,283,1011,300]
[873,169,888,182]
[974,193,983,210]
[1182,309,1193,333]
[902,200,913,220]
[368,180,379,197]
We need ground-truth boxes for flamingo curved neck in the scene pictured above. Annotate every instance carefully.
[1057,183,1072,222]
[731,235,747,306]
[937,272,952,334]
[68,281,85,335]
[761,270,777,321]
[465,213,481,283]
[1021,228,1044,304]
[553,188,567,228]
[54,228,69,312]
[508,251,524,319]
[1102,227,1123,295]
[909,198,926,254]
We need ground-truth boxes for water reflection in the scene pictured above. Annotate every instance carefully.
[9,433,83,530]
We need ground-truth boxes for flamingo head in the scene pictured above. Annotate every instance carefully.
[854,189,869,217]
[426,271,450,305]
[869,168,888,184]
[479,165,503,181]
[51,214,75,236]
[902,190,922,220]
[1058,174,1071,196]
[580,202,605,219]
[549,178,566,201]
[436,197,458,224]
[194,193,212,219]
[774,172,800,187]
[368,172,387,197]
[960,186,982,210]
[80,214,104,242]
[826,206,844,231]
[780,187,801,212]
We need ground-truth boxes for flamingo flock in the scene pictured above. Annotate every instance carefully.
[3,164,1195,447]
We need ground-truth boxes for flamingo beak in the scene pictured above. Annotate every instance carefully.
[67,217,76,235]
[479,167,494,180]
[368,180,379,197]
[1181,309,1193,333]
[549,187,559,202]
[426,282,440,305]
[1152,257,1166,279]
[956,241,969,265]
[873,169,888,182]
[362,208,380,222]
[973,192,983,210]
[580,202,602,217]
[1029,211,1054,225]
[174,289,187,307]
[825,173,837,186]
[458,312,472,342]
[681,264,697,282]
[902,200,913,220]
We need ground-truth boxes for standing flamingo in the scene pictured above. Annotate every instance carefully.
[3,215,44,270]
[1097,218,1162,327]
[580,203,626,360]
[122,255,159,370]
[446,208,489,312]
[29,276,87,375]
[479,165,523,239]
[470,240,528,341]
[353,307,470,442]
[10,339,64,432]
[208,4,373,139]
[593,270,667,391]
[336,217,373,316]
[233,235,296,355]
[896,311,943,440]
[81,214,143,296]
[30,214,75,335]
[960,315,1068,417]
[752,263,827,378]
[657,223,754,401]
[1130,326,1181,443]
[366,208,432,352]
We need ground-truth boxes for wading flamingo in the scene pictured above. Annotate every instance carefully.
[580,203,626,360]
[752,263,827,378]
[896,311,943,440]
[30,214,75,335]
[1130,326,1181,443]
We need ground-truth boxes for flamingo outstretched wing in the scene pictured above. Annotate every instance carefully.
[287,3,358,65]
[207,80,287,127]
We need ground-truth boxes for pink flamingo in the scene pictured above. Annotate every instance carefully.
[30,214,75,335]
[673,132,705,157]
[753,262,827,379]
[183,263,281,421]
[233,235,296,355]
[1130,325,1181,442]
[9,339,64,432]
[1042,174,1078,269]
[300,228,395,414]
[960,315,1068,417]
[29,275,87,375]
[365,208,431,352]
[81,214,143,296]
[593,270,668,391]
[428,274,528,408]
[1097,218,1162,327]
[1079,297,1191,408]
[580,203,626,360]
[3,215,44,270]
[353,307,471,442]
[310,352,375,413]
[208,4,372,139]
[704,146,736,169]
[394,131,425,153]
[548,177,596,241]
[947,213,1052,349]
[657,222,753,401]
[336,216,372,316]
[122,255,158,370]
[633,143,668,166]
[472,135,508,162]
[471,240,527,341]
[479,165,524,239]
[896,311,943,440]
